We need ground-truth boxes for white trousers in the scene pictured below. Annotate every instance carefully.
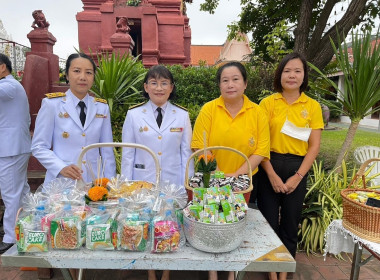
[0,153,30,243]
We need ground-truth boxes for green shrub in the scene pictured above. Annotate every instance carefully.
[167,65,219,107]
[298,161,352,254]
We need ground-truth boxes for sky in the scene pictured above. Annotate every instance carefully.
[0,0,241,59]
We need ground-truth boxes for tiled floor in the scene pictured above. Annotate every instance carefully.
[1,250,379,280]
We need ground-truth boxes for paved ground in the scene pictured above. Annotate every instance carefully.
[1,242,379,280]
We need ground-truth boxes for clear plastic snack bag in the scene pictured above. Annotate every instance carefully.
[15,192,50,252]
[85,205,119,250]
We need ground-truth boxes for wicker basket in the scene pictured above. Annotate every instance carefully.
[341,158,380,243]
[184,146,253,202]
[183,213,247,253]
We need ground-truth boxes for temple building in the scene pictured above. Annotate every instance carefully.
[76,0,192,66]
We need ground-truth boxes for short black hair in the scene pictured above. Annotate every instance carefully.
[142,65,176,100]
[65,53,97,77]
[273,52,309,93]
[0,53,12,73]
[216,61,247,84]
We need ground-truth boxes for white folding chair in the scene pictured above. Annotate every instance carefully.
[353,145,380,186]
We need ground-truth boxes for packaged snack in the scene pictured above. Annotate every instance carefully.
[118,220,149,251]
[151,199,181,253]
[218,185,233,203]
[50,217,82,249]
[213,171,225,179]
[217,212,226,224]
[221,200,237,223]
[189,176,203,188]
[188,204,203,220]
[194,172,203,178]
[50,205,83,250]
[86,224,114,250]
[15,215,49,252]
[152,220,180,253]
[193,188,206,205]
[202,204,218,223]
[234,193,248,212]
[205,187,220,204]
[85,207,118,250]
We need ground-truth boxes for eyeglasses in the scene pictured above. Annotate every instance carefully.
[147,81,172,89]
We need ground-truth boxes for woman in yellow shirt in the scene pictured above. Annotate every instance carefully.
[258,53,324,280]
[191,61,270,280]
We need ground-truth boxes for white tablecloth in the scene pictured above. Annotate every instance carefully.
[324,219,380,257]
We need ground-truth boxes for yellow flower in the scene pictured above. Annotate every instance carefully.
[94,178,110,187]
[88,186,108,201]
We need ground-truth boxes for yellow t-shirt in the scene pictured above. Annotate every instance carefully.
[191,95,270,175]
[259,93,324,156]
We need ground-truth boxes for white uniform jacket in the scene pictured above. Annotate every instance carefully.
[0,75,31,157]
[121,101,193,186]
[31,90,116,184]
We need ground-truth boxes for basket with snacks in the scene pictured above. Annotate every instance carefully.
[341,158,380,242]
[183,146,251,253]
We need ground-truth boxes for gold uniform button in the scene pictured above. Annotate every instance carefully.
[158,152,162,156]
[82,133,86,137]
[82,160,86,164]
[158,136,162,140]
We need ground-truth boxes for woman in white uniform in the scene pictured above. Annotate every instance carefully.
[121,65,193,280]
[32,53,116,184]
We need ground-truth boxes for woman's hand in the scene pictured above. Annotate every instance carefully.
[268,173,288,193]
[284,174,302,194]
[60,165,83,180]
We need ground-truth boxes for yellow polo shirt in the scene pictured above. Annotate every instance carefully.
[259,93,324,156]
[191,95,270,175]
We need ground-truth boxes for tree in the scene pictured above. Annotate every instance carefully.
[309,28,380,169]
[199,0,379,70]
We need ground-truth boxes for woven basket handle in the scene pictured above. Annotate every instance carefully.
[348,157,380,189]
[76,142,161,187]
[184,146,253,194]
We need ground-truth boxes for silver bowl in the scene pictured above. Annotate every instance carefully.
[183,214,247,253]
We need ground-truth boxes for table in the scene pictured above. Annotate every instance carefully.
[324,219,380,280]
[1,208,295,280]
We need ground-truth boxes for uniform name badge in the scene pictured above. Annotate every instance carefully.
[170,127,183,132]
[280,119,311,142]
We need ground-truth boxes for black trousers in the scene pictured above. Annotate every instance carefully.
[257,152,307,257]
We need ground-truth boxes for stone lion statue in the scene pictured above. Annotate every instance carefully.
[116,17,130,34]
[31,10,50,29]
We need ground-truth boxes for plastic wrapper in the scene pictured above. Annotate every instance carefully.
[50,205,84,250]
[107,174,155,199]
[40,178,87,212]
[15,192,51,252]
[117,205,150,252]
[151,199,181,253]
[85,206,119,250]
[158,182,188,210]
[15,214,49,252]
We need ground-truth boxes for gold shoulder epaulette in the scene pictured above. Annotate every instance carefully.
[94,97,107,104]
[173,103,188,111]
[129,101,147,110]
[45,92,66,99]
